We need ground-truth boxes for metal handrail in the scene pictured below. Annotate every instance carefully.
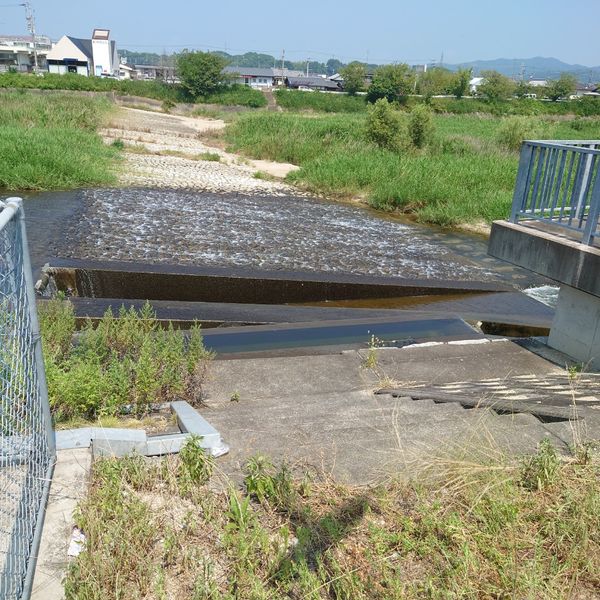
[510,140,600,246]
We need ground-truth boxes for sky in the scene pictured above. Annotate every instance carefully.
[1,0,598,66]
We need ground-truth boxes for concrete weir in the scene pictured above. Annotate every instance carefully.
[37,258,555,354]
[41,258,513,304]
[489,220,600,369]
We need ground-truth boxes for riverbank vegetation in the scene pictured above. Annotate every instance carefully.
[64,439,599,599]
[274,89,600,117]
[225,107,600,225]
[0,92,119,190]
[39,296,211,422]
[0,71,266,108]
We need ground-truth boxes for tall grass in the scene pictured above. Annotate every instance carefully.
[225,111,600,226]
[0,92,119,190]
[198,84,267,108]
[275,89,367,112]
[64,444,600,598]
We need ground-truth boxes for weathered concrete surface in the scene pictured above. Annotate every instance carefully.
[57,290,554,333]
[31,449,91,600]
[200,340,600,483]
[488,220,600,297]
[549,285,600,369]
[44,257,512,304]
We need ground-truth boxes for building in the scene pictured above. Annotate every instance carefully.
[285,76,342,92]
[223,66,275,88]
[469,76,484,94]
[272,67,305,85]
[528,78,548,88]
[133,64,176,82]
[46,29,119,76]
[572,84,600,98]
[0,34,52,72]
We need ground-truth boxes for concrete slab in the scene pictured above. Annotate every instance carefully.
[198,339,600,483]
[31,449,91,600]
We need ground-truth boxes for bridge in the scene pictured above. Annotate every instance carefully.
[489,139,600,368]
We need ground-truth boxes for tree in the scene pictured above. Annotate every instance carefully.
[477,70,515,101]
[326,58,344,76]
[514,80,533,98]
[417,67,454,99]
[176,50,229,97]
[367,63,415,104]
[451,68,472,99]
[340,61,366,95]
[547,73,577,101]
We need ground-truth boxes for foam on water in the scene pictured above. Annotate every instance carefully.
[523,285,559,308]
[50,188,503,280]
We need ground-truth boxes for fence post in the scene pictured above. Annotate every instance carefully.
[582,172,600,246]
[510,142,534,223]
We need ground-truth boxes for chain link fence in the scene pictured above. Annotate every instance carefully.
[0,197,55,600]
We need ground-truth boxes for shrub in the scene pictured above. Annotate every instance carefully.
[365,98,405,152]
[495,116,541,151]
[408,104,434,148]
[39,298,212,421]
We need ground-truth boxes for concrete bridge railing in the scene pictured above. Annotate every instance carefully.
[510,140,600,245]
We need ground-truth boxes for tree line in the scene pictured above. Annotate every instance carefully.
[174,50,588,103]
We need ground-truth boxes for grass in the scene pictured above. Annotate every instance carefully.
[39,296,212,422]
[225,110,600,226]
[275,89,368,113]
[64,440,600,599]
[0,92,119,190]
[197,84,267,108]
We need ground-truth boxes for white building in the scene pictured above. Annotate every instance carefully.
[46,29,119,76]
[469,76,484,94]
[0,34,52,72]
[528,78,548,88]
[223,66,275,88]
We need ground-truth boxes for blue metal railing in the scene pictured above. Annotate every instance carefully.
[510,140,600,245]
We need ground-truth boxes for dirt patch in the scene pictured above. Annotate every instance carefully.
[102,107,300,189]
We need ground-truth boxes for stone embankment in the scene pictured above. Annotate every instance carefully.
[100,107,299,194]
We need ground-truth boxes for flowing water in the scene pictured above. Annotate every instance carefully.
[21,188,548,288]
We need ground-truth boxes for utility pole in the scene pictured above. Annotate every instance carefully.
[280,49,285,81]
[520,62,526,82]
[306,57,310,77]
[21,2,38,73]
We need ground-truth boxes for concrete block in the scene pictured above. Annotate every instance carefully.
[171,400,222,447]
[55,427,93,450]
[91,428,147,458]
[549,285,600,369]
[488,220,600,297]
[145,433,188,456]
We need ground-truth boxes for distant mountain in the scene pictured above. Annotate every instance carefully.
[447,57,600,82]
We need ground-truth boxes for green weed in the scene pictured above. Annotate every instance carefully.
[39,297,212,421]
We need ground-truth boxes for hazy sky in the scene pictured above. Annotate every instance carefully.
[1,0,598,66]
